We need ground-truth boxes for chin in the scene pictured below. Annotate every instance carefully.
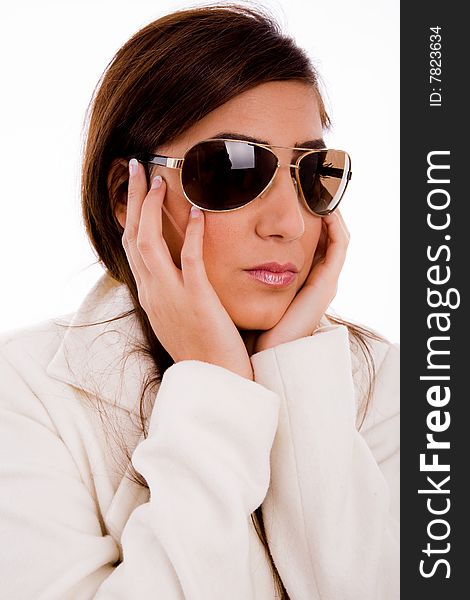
[229,302,288,331]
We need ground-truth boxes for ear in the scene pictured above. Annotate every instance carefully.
[108,158,131,230]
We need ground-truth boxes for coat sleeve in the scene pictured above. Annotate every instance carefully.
[0,354,280,600]
[250,323,400,600]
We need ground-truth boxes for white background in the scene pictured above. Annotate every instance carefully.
[0,0,399,343]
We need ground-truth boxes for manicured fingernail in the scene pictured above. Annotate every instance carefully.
[129,158,138,176]
[190,205,202,218]
[151,175,162,189]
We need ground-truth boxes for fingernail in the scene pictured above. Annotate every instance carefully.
[129,158,138,176]
[190,205,202,218]
[151,175,162,189]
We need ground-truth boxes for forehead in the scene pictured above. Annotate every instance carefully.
[168,81,323,153]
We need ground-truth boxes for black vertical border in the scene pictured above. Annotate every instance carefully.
[401,2,468,597]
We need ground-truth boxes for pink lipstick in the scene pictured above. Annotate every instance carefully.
[244,262,298,288]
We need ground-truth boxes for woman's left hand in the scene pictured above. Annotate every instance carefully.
[245,209,350,355]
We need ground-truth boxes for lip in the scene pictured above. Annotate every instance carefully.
[245,262,299,273]
[245,270,297,287]
[244,262,299,288]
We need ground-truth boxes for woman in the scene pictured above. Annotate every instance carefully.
[0,4,399,599]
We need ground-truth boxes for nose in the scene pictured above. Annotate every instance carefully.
[254,165,306,241]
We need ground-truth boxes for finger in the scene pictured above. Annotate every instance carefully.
[136,176,179,281]
[123,238,144,288]
[122,159,151,286]
[328,208,350,239]
[276,211,349,337]
[124,159,148,245]
[311,219,328,268]
[180,206,210,289]
[319,211,350,274]
[323,209,350,246]
[305,211,349,286]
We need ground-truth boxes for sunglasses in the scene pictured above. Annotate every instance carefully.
[131,138,352,216]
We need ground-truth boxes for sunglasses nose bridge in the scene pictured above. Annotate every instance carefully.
[278,163,300,191]
[277,162,298,168]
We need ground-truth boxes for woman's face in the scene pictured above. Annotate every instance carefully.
[154,81,324,331]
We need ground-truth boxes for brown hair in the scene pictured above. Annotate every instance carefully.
[78,4,386,598]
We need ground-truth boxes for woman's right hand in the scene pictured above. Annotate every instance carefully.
[121,159,254,381]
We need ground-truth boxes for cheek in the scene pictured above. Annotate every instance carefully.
[202,218,262,320]
[305,214,323,247]
[296,217,323,283]
[201,218,241,280]
[161,188,190,268]
[161,198,242,274]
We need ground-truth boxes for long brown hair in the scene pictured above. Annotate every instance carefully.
[78,4,386,598]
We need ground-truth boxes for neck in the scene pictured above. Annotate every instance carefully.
[239,329,261,357]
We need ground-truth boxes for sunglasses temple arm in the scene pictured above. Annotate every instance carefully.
[321,166,351,179]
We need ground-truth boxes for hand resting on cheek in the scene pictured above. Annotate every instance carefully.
[121,160,254,381]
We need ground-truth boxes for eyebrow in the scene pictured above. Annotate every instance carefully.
[211,131,326,150]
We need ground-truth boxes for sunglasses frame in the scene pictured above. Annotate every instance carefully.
[132,138,352,216]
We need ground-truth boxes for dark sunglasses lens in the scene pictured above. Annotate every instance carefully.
[298,150,350,215]
[181,140,278,210]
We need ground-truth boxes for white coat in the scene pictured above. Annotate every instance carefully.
[0,272,399,599]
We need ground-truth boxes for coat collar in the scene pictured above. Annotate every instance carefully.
[46,272,155,416]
